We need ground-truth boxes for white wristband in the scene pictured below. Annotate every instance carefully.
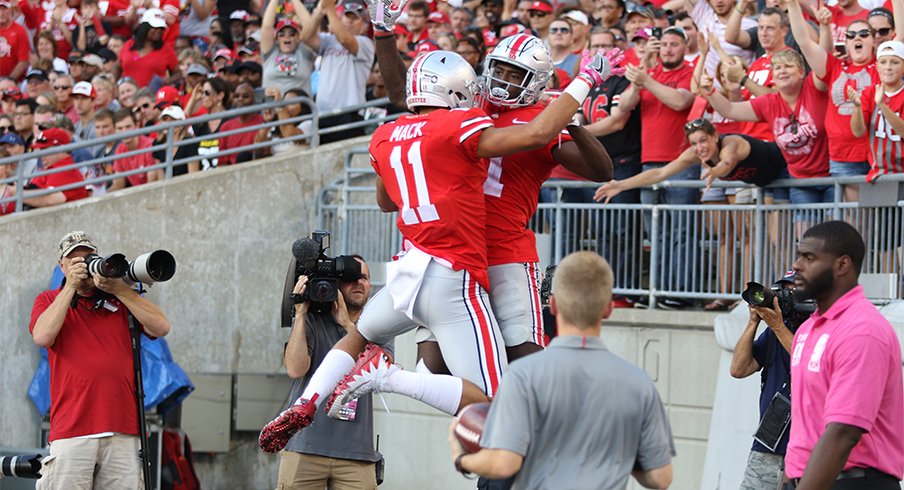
[563,79,592,104]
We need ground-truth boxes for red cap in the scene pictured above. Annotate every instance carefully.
[71,81,96,99]
[155,86,180,109]
[32,128,71,149]
[213,48,233,61]
[414,39,440,53]
[427,11,450,24]
[527,0,553,12]
[275,18,300,32]
[394,24,410,36]
[1,87,22,100]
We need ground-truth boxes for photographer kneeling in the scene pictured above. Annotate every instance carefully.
[29,232,171,489]
[731,272,811,490]
[278,255,389,489]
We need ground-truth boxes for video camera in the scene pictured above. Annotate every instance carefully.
[741,279,816,326]
[281,231,363,326]
[84,250,177,288]
[0,454,42,479]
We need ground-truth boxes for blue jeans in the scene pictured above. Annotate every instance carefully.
[789,185,834,222]
[829,160,870,177]
[640,162,700,291]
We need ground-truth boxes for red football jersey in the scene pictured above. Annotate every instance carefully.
[370,108,494,288]
[482,105,572,266]
[861,84,904,182]
[819,55,876,162]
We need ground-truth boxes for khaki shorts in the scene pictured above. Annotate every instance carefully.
[37,434,143,490]
[278,451,376,490]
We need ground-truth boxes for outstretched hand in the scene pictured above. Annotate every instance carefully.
[577,48,626,87]
[593,180,622,203]
[367,0,409,31]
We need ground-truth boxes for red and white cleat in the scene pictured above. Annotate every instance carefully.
[258,394,318,453]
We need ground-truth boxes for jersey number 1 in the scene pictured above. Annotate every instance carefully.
[390,142,440,225]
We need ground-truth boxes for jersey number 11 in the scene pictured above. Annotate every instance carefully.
[390,142,440,225]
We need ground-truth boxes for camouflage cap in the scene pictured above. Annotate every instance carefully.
[58,231,97,260]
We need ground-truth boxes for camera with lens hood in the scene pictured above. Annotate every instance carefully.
[281,231,363,324]
[83,250,177,288]
[0,454,43,480]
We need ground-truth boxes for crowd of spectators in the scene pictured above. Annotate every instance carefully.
[0,0,903,305]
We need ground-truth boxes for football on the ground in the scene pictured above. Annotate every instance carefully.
[454,402,491,454]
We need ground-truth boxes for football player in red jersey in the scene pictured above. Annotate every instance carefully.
[258,45,623,454]
[371,10,616,372]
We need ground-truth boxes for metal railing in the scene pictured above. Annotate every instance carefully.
[319,147,904,306]
[0,96,404,213]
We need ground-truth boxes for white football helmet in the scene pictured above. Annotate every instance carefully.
[482,33,553,108]
[406,51,480,110]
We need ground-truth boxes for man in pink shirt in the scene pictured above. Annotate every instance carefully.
[786,220,903,489]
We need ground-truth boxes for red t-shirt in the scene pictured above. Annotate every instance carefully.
[369,108,494,289]
[30,289,140,442]
[745,51,782,97]
[818,55,876,162]
[29,156,89,202]
[482,104,572,266]
[114,136,158,186]
[860,84,904,182]
[218,114,264,165]
[102,0,133,37]
[640,62,694,163]
[119,39,178,88]
[0,22,31,79]
[18,1,78,59]
[751,76,830,178]
[829,5,869,44]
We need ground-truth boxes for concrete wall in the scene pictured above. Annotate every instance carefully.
[0,137,726,489]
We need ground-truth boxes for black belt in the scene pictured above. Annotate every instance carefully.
[789,467,898,487]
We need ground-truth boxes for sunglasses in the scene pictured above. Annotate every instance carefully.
[203,89,215,96]
[53,85,72,91]
[875,27,893,37]
[549,26,571,34]
[133,102,152,113]
[845,29,873,39]
[789,114,799,134]
[343,2,364,11]
[529,11,549,17]
[683,118,710,133]
[117,76,137,86]
[0,126,12,132]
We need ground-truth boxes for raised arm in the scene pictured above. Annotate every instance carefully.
[260,0,279,54]
[302,3,324,49]
[724,0,754,48]
[321,0,360,54]
[284,277,312,378]
[372,35,408,109]
[894,0,904,40]
[788,0,828,79]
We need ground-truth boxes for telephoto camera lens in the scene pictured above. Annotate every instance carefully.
[126,250,176,285]
[0,454,43,479]
[741,282,776,308]
[85,253,129,278]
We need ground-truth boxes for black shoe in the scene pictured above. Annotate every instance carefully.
[658,297,692,310]
[634,296,651,309]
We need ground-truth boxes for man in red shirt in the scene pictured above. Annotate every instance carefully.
[0,0,29,80]
[405,0,430,49]
[618,26,696,309]
[828,0,868,44]
[110,109,159,190]
[30,231,170,489]
[218,83,263,165]
[23,128,89,207]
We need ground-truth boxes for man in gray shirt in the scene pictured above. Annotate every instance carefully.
[302,0,375,143]
[449,252,675,489]
[279,255,390,489]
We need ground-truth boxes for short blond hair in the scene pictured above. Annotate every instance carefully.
[551,252,613,329]
[770,49,804,72]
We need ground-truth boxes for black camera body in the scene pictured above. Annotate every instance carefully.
[742,280,816,326]
[282,231,362,324]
